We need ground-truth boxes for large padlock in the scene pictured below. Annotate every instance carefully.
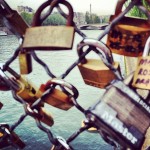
[85,72,150,149]
[22,0,75,50]
[77,39,121,88]
[132,36,150,90]
[0,123,26,149]
[0,0,28,37]
[37,78,79,111]
[106,0,150,57]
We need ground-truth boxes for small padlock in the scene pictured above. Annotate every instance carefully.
[77,39,121,88]
[0,123,26,149]
[18,51,32,74]
[38,107,54,127]
[37,78,78,111]
[86,72,150,149]
[0,0,28,37]
[22,0,75,50]
[0,102,3,109]
[132,36,150,90]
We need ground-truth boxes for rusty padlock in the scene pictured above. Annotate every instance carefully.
[37,78,79,111]
[106,0,150,57]
[0,123,26,149]
[85,71,150,149]
[77,38,121,88]
[22,0,75,50]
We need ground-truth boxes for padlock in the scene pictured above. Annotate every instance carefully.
[0,0,28,37]
[38,107,54,127]
[18,51,32,74]
[132,36,150,90]
[0,123,26,149]
[85,72,150,149]
[106,0,150,57]
[37,78,79,111]
[77,38,121,88]
[0,102,3,109]
[22,0,75,50]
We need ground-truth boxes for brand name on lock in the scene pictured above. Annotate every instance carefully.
[101,111,138,144]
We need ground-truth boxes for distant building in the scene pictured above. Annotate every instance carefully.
[17,6,34,13]
[74,12,86,25]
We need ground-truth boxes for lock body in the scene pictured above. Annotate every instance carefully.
[43,88,74,110]
[23,26,75,50]
[16,76,38,103]
[78,59,120,88]
[39,107,54,126]
[19,51,32,74]
[22,0,75,51]
[86,86,150,149]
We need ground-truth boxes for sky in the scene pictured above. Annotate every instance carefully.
[5,0,118,15]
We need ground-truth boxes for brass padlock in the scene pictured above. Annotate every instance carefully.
[77,39,121,88]
[22,0,74,50]
[0,0,28,37]
[15,76,39,104]
[38,107,54,127]
[37,78,79,111]
[106,0,150,57]
[85,73,150,149]
[18,51,32,74]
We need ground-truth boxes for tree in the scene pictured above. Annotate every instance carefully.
[125,0,147,18]
[85,11,90,24]
[20,12,34,25]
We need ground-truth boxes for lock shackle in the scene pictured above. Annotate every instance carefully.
[77,38,114,64]
[142,36,150,56]
[32,0,74,26]
[43,78,79,99]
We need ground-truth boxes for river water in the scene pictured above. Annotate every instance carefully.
[0,30,125,150]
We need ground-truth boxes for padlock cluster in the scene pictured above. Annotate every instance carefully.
[0,0,150,150]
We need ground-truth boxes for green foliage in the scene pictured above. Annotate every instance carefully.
[85,11,91,24]
[20,12,33,25]
[125,0,147,19]
[43,13,66,25]
[85,11,100,24]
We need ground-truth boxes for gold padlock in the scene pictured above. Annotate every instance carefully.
[106,0,150,57]
[16,76,39,103]
[18,51,32,74]
[22,0,74,50]
[37,78,78,111]
[77,39,121,88]
[39,107,54,127]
